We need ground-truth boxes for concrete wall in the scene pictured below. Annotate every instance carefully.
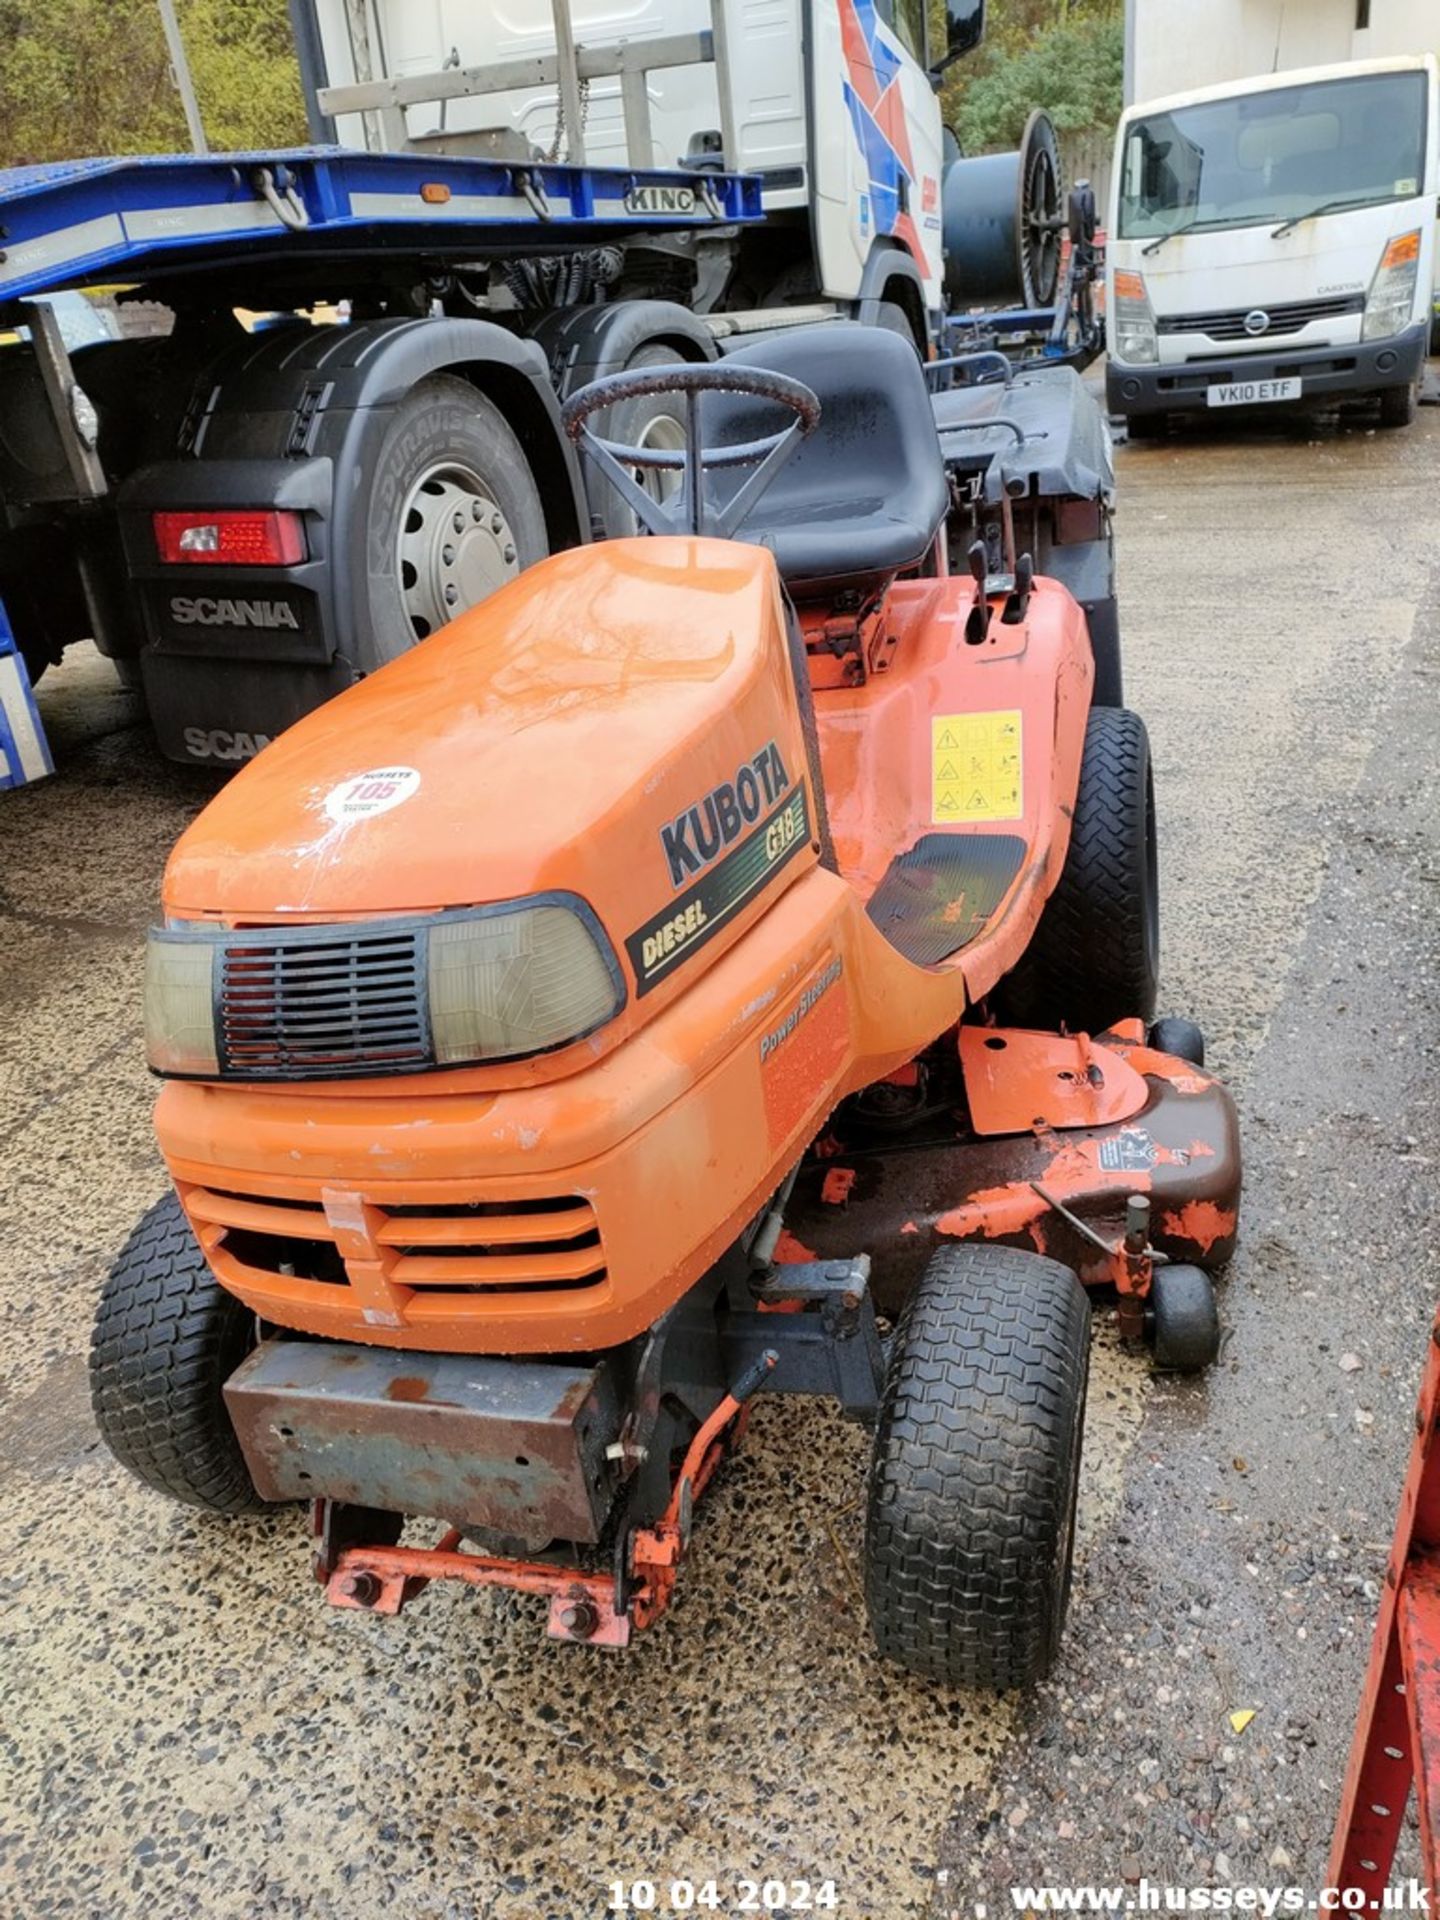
[1126,0,1439,105]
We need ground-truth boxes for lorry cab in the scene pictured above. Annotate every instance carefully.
[1105,53,1439,430]
[300,0,985,336]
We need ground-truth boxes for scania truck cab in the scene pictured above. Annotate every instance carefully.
[1106,54,1438,433]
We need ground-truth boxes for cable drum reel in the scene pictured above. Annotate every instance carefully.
[942,109,1068,310]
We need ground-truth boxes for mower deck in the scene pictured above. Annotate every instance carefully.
[785,1022,1240,1339]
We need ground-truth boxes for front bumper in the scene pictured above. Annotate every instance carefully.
[1107,319,1428,417]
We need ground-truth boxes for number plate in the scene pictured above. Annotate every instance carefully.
[1206,376,1302,408]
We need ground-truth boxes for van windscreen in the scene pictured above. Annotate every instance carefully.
[1118,69,1427,242]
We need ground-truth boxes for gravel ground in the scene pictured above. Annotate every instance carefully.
[0,400,1437,1920]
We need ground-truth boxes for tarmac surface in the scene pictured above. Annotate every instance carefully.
[1,399,1438,1920]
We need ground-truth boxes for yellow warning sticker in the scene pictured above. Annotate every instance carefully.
[932,710,1023,823]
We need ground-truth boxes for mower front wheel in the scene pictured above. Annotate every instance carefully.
[864,1243,1090,1689]
[89,1190,264,1513]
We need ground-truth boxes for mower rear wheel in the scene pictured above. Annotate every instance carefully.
[1148,1263,1220,1374]
[998,706,1159,1035]
[864,1243,1090,1689]
[89,1190,264,1513]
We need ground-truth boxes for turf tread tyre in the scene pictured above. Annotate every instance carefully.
[89,1191,262,1513]
[1000,706,1159,1034]
[865,1244,1090,1689]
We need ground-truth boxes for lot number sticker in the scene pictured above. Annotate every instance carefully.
[932,711,1022,823]
[324,767,421,822]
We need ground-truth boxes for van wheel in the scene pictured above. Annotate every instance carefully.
[89,1191,264,1513]
[997,707,1160,1035]
[1378,381,1418,430]
[1125,413,1167,441]
[366,375,549,664]
[864,1244,1090,1689]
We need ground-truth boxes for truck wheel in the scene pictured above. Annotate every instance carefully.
[1378,381,1418,430]
[592,343,692,539]
[864,1243,1090,1689]
[998,707,1159,1034]
[370,374,548,661]
[89,1190,263,1513]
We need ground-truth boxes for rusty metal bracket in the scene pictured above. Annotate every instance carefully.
[324,1526,633,1646]
[315,1350,779,1649]
[1029,1182,1167,1339]
[312,1496,403,1583]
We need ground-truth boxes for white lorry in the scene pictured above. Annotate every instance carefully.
[1104,53,1438,432]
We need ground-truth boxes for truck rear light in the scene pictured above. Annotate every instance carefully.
[153,510,306,567]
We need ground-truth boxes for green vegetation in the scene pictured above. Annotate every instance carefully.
[0,0,306,165]
[941,0,1123,152]
[0,0,1120,168]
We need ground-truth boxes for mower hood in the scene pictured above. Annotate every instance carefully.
[162,539,817,966]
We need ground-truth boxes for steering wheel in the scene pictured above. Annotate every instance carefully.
[561,361,821,539]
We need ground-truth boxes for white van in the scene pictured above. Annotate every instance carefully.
[1106,54,1438,432]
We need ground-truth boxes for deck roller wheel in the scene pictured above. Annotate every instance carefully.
[864,1243,1090,1689]
[1148,1016,1205,1066]
[1147,1264,1220,1374]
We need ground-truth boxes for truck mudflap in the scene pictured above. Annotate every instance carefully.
[114,317,589,766]
[224,1341,623,1549]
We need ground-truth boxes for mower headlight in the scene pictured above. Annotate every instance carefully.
[1112,269,1159,366]
[144,932,219,1076]
[1364,231,1421,341]
[428,901,622,1065]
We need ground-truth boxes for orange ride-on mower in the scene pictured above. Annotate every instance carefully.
[91,328,1241,1688]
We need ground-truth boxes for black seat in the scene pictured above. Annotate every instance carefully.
[704,326,949,596]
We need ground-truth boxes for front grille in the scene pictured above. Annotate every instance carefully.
[185,1185,609,1316]
[1157,293,1364,340]
[218,923,428,1079]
